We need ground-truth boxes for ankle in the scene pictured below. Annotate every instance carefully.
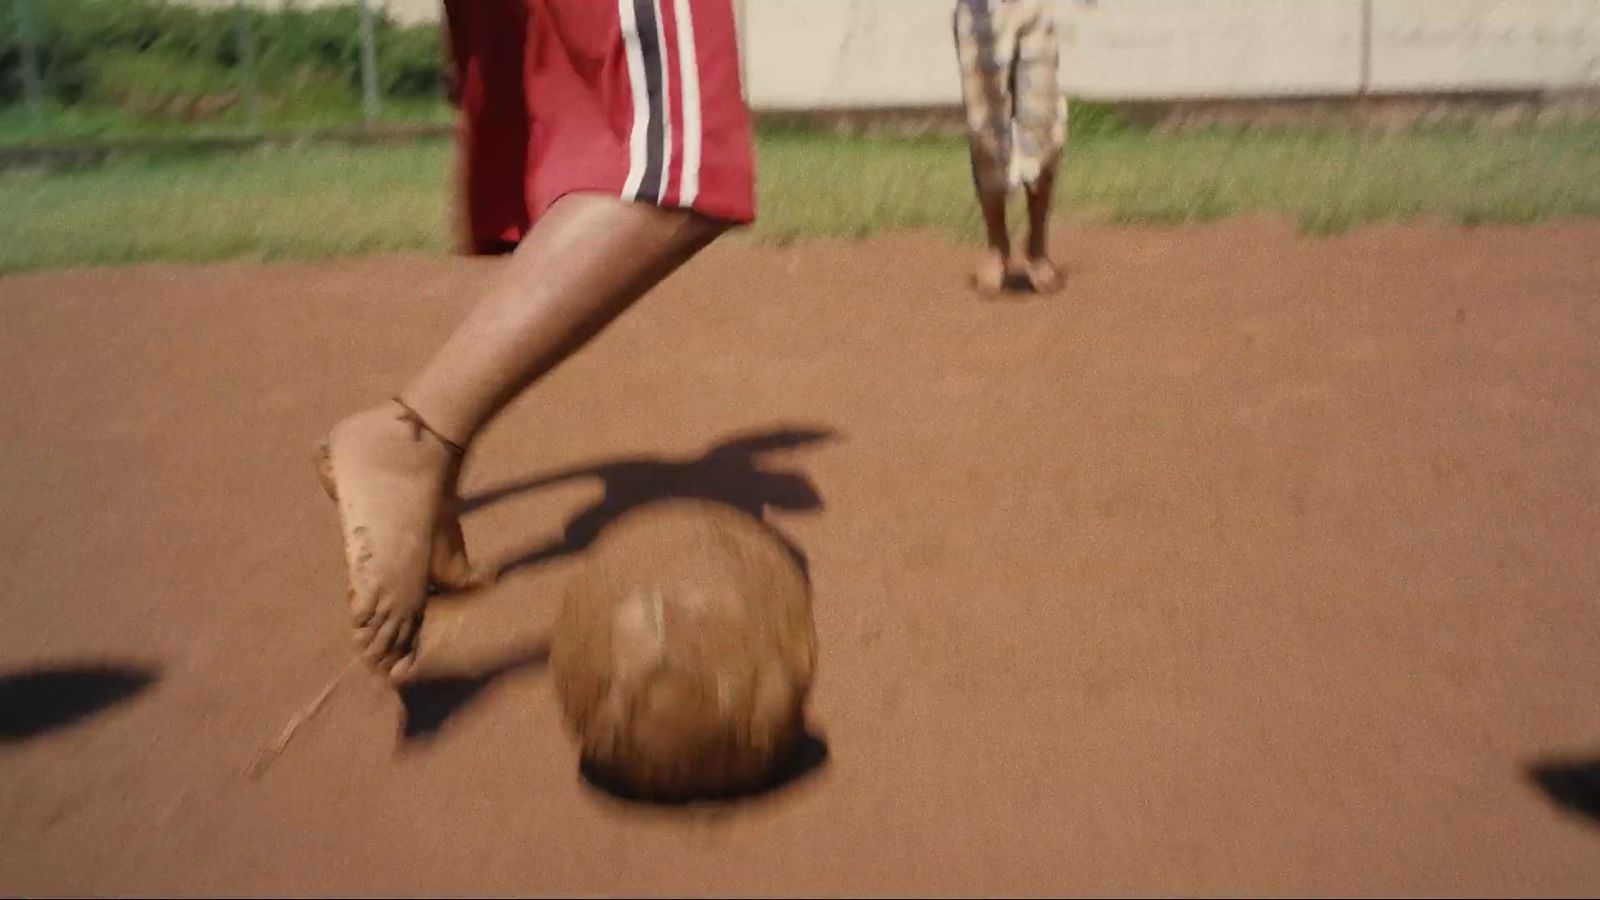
[391,397,468,457]
[335,404,457,476]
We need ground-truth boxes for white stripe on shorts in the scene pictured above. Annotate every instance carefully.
[672,0,702,207]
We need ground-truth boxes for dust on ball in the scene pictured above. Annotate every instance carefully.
[550,499,817,802]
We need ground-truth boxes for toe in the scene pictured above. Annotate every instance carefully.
[387,654,417,684]
[389,616,419,664]
[380,611,426,684]
[348,583,379,628]
[433,558,498,593]
[1026,260,1063,294]
[464,563,499,590]
[347,576,377,627]
[315,442,338,501]
[365,617,403,665]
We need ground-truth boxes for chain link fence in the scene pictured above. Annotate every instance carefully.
[1,0,453,144]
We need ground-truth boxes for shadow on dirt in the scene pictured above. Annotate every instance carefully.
[1528,756,1600,828]
[0,662,157,742]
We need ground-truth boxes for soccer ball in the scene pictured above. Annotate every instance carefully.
[550,500,817,801]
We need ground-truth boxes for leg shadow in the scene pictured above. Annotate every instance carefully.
[398,643,549,741]
[470,424,838,583]
[1528,756,1600,827]
[578,727,831,809]
[0,662,158,742]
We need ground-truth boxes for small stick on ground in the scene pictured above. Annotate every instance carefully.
[245,658,356,781]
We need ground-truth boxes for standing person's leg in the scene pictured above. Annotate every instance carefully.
[972,164,1011,295]
[1013,0,1068,293]
[1023,163,1058,290]
[321,0,756,682]
[954,0,1017,295]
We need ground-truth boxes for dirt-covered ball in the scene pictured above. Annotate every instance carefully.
[549,500,817,802]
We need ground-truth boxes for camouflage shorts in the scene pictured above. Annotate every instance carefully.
[953,0,1068,192]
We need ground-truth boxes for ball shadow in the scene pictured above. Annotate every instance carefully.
[577,728,831,809]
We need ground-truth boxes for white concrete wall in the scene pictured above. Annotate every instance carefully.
[744,0,1600,108]
[741,0,961,108]
[743,0,1369,106]
[175,0,1600,106]
[1370,0,1600,92]
[1056,0,1365,99]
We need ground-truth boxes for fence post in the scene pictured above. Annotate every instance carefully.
[235,0,261,130]
[357,0,383,126]
[1358,0,1373,96]
[15,0,45,127]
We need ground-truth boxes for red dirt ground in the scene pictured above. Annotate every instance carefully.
[2,220,1600,896]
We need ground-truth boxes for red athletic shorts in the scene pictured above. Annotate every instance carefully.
[443,0,756,254]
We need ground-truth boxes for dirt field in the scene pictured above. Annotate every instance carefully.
[3,220,1600,896]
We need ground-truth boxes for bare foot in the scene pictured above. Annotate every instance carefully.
[429,484,497,594]
[972,249,1008,295]
[1023,256,1064,295]
[317,454,495,597]
[318,403,458,682]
